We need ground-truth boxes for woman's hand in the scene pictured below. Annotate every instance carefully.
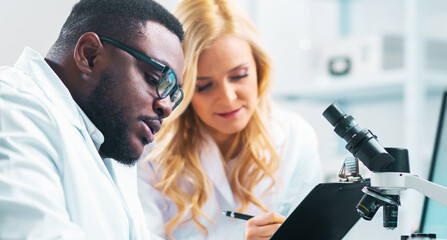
[245,211,286,240]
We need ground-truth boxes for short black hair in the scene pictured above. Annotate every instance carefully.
[49,0,183,54]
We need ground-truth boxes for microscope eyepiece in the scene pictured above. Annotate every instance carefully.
[323,103,395,172]
[322,104,346,127]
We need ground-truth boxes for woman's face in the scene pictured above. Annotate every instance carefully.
[192,35,258,137]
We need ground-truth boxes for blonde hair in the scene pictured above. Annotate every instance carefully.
[143,0,280,238]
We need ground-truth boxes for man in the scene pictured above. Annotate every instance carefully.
[0,0,184,239]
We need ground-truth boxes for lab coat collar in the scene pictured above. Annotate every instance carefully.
[200,134,237,209]
[76,105,105,151]
[14,47,85,131]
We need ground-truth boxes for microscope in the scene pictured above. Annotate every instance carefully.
[323,103,447,231]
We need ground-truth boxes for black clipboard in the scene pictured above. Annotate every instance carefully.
[270,180,369,240]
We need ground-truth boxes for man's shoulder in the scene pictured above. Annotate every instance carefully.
[0,65,28,80]
[0,66,60,130]
[0,65,41,95]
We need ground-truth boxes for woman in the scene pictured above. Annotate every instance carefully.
[137,0,323,239]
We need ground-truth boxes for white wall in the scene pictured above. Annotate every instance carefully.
[0,0,77,65]
[0,0,187,65]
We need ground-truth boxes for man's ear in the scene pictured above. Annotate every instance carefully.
[73,32,103,75]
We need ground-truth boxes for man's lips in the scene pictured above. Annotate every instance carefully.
[217,108,241,119]
[143,119,161,134]
[141,119,161,143]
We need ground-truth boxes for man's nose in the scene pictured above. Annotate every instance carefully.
[153,97,172,118]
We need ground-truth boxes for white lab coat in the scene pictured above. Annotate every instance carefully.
[0,48,150,240]
[138,107,323,239]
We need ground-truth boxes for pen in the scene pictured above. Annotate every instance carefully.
[221,211,254,221]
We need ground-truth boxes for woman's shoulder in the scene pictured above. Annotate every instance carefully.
[137,145,161,185]
[269,105,315,135]
[266,104,319,152]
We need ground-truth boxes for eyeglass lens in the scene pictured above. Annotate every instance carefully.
[159,69,183,110]
[159,70,177,98]
[171,88,181,102]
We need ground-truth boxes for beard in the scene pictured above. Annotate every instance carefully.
[83,69,140,166]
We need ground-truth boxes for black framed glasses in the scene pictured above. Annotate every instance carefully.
[99,37,183,110]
